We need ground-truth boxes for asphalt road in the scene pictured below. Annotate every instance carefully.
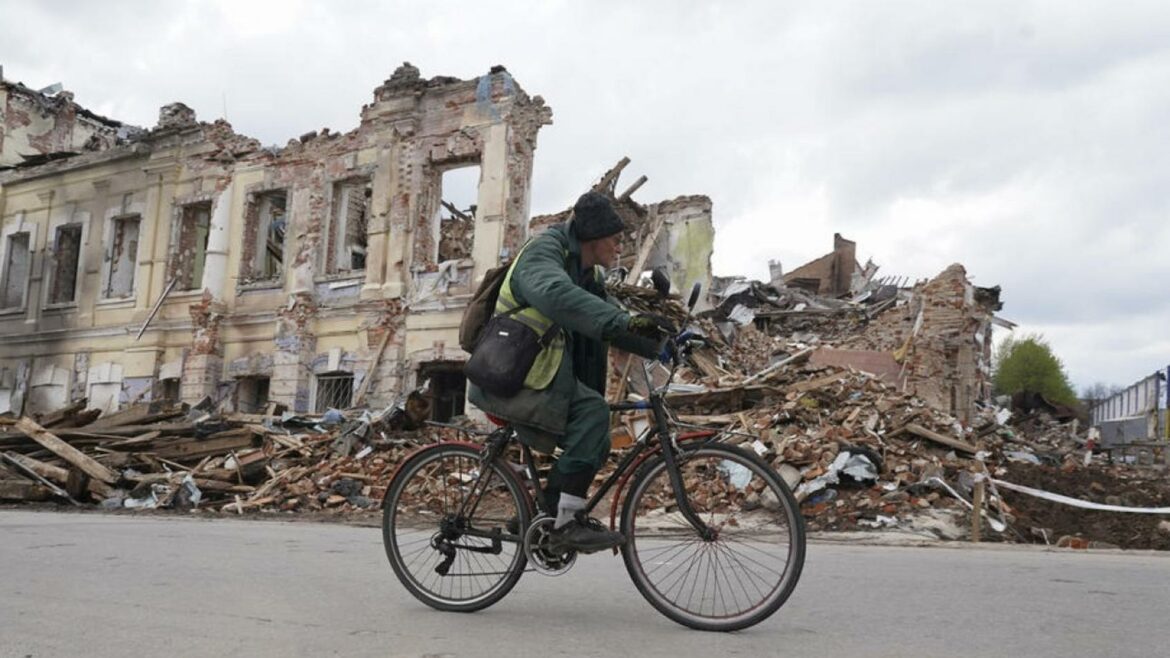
[1,510,1168,658]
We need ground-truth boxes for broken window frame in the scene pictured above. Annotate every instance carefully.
[103,214,141,300]
[435,165,480,264]
[171,201,213,291]
[324,177,371,276]
[47,223,84,306]
[241,189,288,287]
[1,230,33,311]
[313,371,354,413]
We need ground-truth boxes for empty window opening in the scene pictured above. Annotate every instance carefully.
[328,179,370,274]
[2,232,31,309]
[173,202,212,290]
[105,215,140,298]
[437,166,479,263]
[235,376,270,414]
[314,371,354,412]
[420,362,466,422]
[159,378,181,403]
[49,224,83,304]
[246,191,287,282]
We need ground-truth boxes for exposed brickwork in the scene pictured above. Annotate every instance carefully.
[1,63,551,416]
[840,263,1000,423]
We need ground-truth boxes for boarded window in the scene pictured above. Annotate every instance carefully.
[327,179,370,274]
[105,216,140,298]
[2,232,31,309]
[314,371,354,412]
[173,202,212,290]
[49,224,83,304]
[245,191,287,282]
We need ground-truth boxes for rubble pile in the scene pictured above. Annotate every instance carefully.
[1,268,1166,550]
[606,282,1170,549]
[0,395,452,516]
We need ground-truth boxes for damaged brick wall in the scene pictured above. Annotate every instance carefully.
[841,263,1000,423]
[1,79,123,167]
[784,233,857,296]
[1,63,552,414]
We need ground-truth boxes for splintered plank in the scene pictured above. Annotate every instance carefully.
[899,423,978,454]
[0,479,50,501]
[2,451,114,499]
[13,418,120,485]
[153,433,258,461]
[85,403,184,430]
[33,399,88,428]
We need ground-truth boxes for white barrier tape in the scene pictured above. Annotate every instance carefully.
[991,478,1170,514]
[925,477,1007,532]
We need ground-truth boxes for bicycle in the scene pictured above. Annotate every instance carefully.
[381,284,806,631]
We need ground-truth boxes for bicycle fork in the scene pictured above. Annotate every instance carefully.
[651,398,717,542]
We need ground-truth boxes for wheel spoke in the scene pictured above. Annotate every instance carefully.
[383,445,528,611]
[622,446,805,630]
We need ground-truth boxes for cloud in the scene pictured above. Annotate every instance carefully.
[3,0,1169,388]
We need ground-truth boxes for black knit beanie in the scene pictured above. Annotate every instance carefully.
[572,191,626,241]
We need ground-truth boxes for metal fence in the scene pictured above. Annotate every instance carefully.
[1090,367,1169,445]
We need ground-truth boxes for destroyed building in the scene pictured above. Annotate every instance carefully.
[712,235,1011,425]
[0,64,552,418]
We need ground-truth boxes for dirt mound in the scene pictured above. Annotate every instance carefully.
[1000,464,1170,550]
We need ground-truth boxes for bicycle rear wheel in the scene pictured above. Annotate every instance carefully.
[620,443,805,631]
[383,443,530,612]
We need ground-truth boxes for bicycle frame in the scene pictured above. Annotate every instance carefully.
[429,285,732,544]
[460,352,727,544]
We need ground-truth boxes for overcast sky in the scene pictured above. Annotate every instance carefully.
[3,0,1168,390]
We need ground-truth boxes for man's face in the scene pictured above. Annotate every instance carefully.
[583,234,622,269]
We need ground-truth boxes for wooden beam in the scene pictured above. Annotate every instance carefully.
[354,328,393,407]
[742,347,815,385]
[899,423,978,454]
[593,157,631,194]
[0,480,50,501]
[14,418,119,485]
[0,452,80,504]
[34,399,87,428]
[623,207,667,285]
[971,479,985,543]
[617,175,648,202]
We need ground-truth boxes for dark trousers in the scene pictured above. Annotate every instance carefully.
[517,380,611,507]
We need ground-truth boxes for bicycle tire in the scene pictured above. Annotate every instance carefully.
[620,443,805,631]
[383,443,530,612]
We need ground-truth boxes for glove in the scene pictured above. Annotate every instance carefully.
[658,340,678,365]
[627,313,677,340]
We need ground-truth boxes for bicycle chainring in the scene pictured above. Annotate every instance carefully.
[523,515,577,576]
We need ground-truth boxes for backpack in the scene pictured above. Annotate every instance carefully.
[458,259,513,353]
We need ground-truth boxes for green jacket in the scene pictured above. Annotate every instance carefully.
[467,222,658,435]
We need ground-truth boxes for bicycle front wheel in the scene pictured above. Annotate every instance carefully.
[383,443,530,612]
[620,443,805,631]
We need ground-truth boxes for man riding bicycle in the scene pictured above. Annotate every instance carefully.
[467,191,673,553]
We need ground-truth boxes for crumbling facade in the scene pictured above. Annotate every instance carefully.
[783,233,857,296]
[1,73,127,169]
[0,64,551,416]
[838,263,1005,423]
